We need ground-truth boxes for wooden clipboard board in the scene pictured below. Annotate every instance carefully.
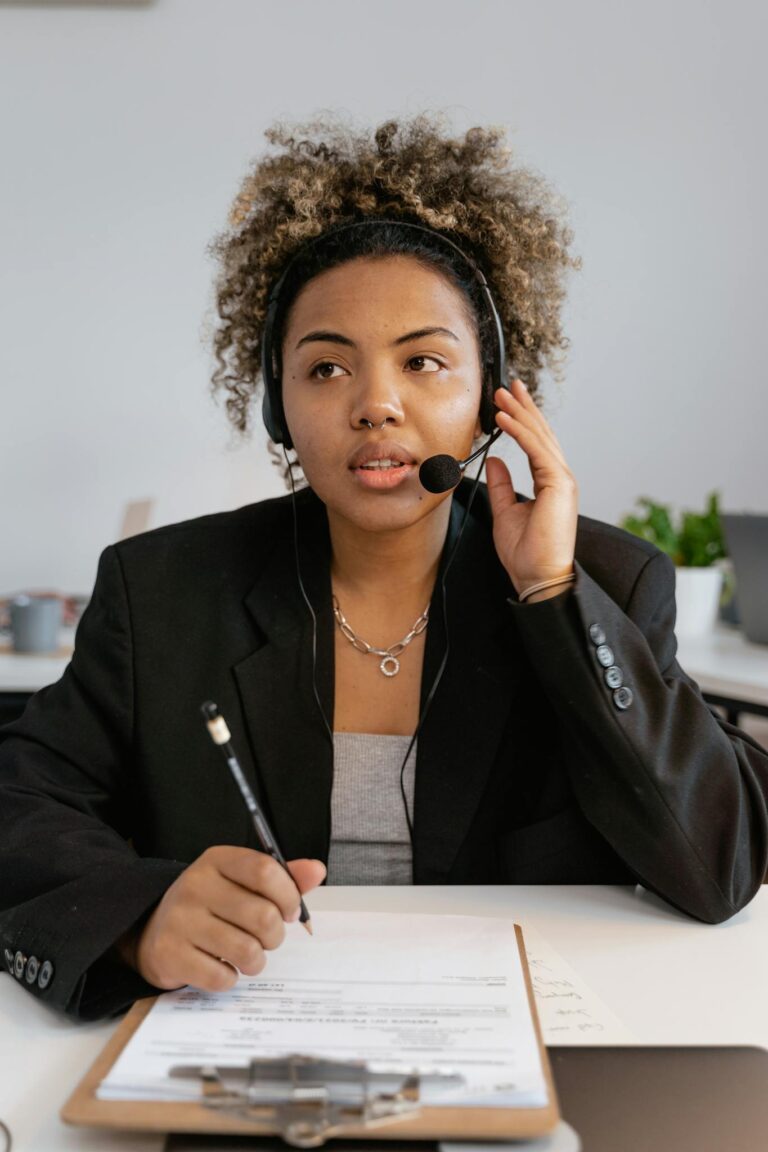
[62,925,560,1142]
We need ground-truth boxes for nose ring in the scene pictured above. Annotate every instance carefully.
[361,418,388,431]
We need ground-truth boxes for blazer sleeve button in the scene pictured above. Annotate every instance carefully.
[595,643,615,668]
[13,951,27,980]
[589,623,606,645]
[613,686,634,710]
[25,956,40,984]
[37,960,54,990]
[604,665,623,689]
[4,948,14,974]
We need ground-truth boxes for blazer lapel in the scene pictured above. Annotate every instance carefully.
[233,497,335,864]
[413,491,525,879]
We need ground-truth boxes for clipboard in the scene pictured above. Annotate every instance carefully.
[61,925,560,1145]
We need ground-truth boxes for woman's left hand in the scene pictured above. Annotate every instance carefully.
[485,379,578,601]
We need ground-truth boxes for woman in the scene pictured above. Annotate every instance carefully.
[1,116,767,1021]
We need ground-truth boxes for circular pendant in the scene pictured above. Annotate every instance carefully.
[380,655,400,677]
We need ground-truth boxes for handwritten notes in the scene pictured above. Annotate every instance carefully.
[523,926,634,1044]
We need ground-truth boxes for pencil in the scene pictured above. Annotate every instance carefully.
[200,700,313,935]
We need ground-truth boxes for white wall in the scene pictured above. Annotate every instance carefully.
[1,0,766,594]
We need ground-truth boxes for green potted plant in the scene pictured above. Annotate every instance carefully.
[619,491,727,636]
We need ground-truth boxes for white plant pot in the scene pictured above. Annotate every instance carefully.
[673,566,723,637]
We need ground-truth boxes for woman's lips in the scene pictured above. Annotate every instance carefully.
[352,461,416,490]
[348,441,417,490]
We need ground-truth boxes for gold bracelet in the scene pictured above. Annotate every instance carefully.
[518,572,576,603]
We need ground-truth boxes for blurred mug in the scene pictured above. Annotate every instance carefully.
[9,595,61,653]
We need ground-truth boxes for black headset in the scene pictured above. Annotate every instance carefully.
[270,220,510,847]
[259,218,509,449]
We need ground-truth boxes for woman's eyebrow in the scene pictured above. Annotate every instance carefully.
[393,326,460,346]
[294,326,461,350]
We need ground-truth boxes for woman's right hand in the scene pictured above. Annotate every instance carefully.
[122,847,326,992]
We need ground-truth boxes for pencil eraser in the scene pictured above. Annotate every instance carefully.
[207,715,231,745]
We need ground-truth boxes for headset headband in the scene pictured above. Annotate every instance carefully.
[260,218,507,447]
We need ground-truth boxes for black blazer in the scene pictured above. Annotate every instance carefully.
[1,482,767,1020]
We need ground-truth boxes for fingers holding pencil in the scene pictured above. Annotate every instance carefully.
[201,700,318,935]
[117,846,326,993]
[111,700,327,994]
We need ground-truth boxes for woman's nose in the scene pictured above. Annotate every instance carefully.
[349,371,405,430]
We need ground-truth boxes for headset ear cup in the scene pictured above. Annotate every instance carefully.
[262,378,286,445]
[262,368,293,447]
[260,302,293,448]
[479,376,496,435]
[479,358,503,435]
[278,388,293,450]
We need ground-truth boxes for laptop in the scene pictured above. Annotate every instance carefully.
[721,513,768,644]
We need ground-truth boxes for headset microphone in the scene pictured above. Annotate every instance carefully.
[419,427,504,494]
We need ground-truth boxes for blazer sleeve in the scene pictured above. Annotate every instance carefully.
[0,545,185,1020]
[508,551,768,924]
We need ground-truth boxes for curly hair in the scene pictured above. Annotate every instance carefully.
[208,112,581,444]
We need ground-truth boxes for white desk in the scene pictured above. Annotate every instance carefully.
[0,630,73,694]
[1,885,766,1152]
[677,624,768,715]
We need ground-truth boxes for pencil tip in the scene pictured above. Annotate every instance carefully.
[303,920,313,936]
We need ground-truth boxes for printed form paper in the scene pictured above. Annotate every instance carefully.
[98,911,548,1109]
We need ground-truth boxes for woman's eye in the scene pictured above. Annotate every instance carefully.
[406,355,442,373]
[310,361,345,380]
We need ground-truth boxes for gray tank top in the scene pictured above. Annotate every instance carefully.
[326,732,416,885]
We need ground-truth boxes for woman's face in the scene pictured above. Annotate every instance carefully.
[280,254,483,535]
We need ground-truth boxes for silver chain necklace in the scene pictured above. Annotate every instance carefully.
[332,595,430,677]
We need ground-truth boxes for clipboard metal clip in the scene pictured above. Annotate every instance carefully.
[170,1053,464,1148]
